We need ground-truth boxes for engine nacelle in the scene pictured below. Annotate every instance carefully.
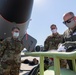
[0,0,34,39]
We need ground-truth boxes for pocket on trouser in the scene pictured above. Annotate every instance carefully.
[3,69,10,75]
[0,64,3,75]
[0,66,11,75]
[10,64,20,75]
[1,62,11,75]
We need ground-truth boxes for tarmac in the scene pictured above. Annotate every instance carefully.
[19,53,39,75]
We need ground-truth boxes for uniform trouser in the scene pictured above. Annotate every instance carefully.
[66,48,76,70]
[44,50,67,69]
[67,60,73,70]
[0,62,21,75]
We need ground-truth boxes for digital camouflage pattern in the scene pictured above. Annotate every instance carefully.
[0,37,23,75]
[44,33,63,50]
[63,28,76,42]
[63,28,76,51]
[44,33,67,69]
[63,28,76,70]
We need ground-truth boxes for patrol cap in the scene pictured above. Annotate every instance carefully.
[12,27,20,31]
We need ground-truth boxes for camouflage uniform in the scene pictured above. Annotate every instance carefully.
[63,28,76,70]
[44,33,67,69]
[44,33,63,50]
[0,37,23,75]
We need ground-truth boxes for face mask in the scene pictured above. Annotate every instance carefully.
[13,32,19,38]
[51,29,57,33]
[66,20,76,28]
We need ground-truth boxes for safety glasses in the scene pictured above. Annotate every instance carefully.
[63,16,74,24]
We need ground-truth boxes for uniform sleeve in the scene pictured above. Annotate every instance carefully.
[44,37,49,50]
[0,39,7,57]
[62,33,65,43]
[21,44,24,50]
[57,34,65,49]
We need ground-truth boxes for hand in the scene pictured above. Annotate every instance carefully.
[57,44,66,52]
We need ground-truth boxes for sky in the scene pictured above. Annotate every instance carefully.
[27,0,76,46]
